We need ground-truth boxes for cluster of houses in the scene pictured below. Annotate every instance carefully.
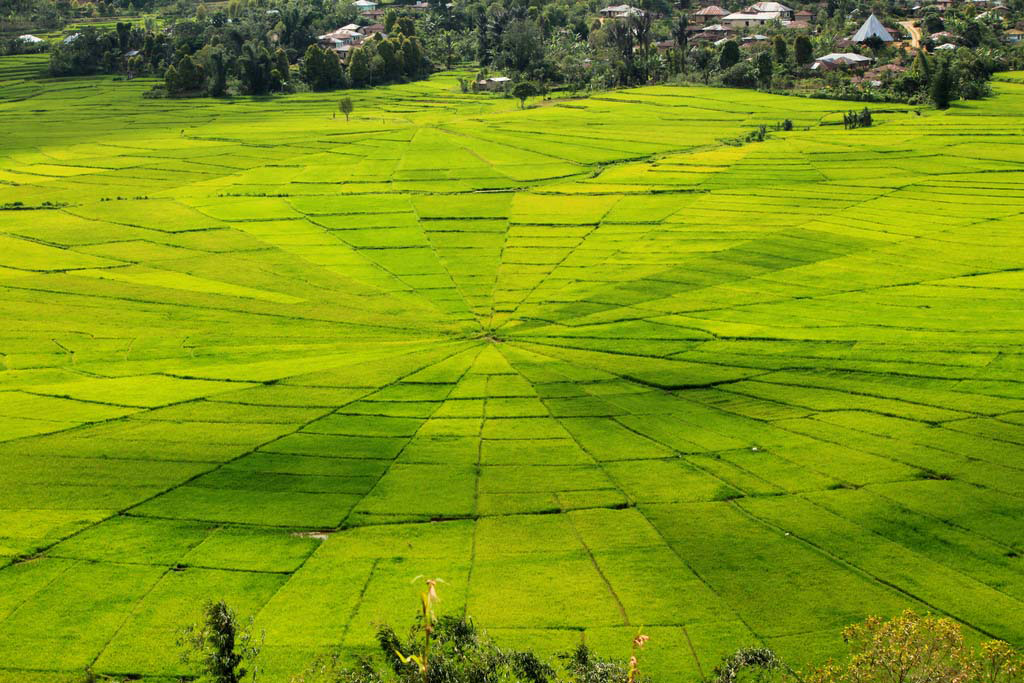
[687,1,831,42]
[603,0,1021,56]
[347,0,431,22]
[317,0,442,63]
[317,22,386,62]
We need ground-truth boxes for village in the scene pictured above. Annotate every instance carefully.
[293,0,1022,99]
[5,0,1019,105]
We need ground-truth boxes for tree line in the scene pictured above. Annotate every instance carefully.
[46,0,431,97]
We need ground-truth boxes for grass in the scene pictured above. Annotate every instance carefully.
[0,61,1022,681]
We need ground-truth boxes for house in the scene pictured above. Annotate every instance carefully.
[865,63,905,77]
[1005,28,1024,42]
[745,1,795,19]
[318,26,364,60]
[934,41,957,49]
[795,8,814,21]
[741,33,769,42]
[978,6,1011,19]
[656,38,677,52]
[362,8,387,19]
[409,1,431,11]
[851,14,895,42]
[784,20,811,29]
[341,23,361,31]
[812,52,873,70]
[362,23,386,33]
[692,25,732,42]
[599,4,645,18]
[477,76,511,91]
[319,27,363,47]
[699,23,732,36]
[353,0,378,10]
[17,34,44,44]
[859,63,905,84]
[722,11,778,27]
[693,5,728,23]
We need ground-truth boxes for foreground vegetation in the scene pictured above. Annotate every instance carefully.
[181,590,1024,683]
[0,54,1023,682]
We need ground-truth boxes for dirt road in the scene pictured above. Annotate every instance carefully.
[900,20,922,48]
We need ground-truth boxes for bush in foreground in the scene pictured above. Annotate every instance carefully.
[807,610,1024,683]
[182,591,1023,683]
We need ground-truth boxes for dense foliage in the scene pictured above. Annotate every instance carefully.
[43,0,430,96]
[24,0,1024,106]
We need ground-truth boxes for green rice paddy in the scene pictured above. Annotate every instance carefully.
[1,64,1023,682]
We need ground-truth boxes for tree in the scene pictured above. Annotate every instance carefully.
[719,40,740,70]
[756,51,773,89]
[629,12,654,84]
[237,42,276,95]
[671,14,689,71]
[348,46,371,87]
[378,38,404,82]
[274,48,289,86]
[496,18,545,76]
[206,47,228,96]
[339,96,353,121]
[397,16,416,37]
[806,611,1024,683]
[384,8,398,33]
[923,12,944,33]
[772,35,787,63]
[301,44,345,91]
[961,21,982,48]
[794,35,813,65]
[931,57,953,109]
[693,46,715,84]
[512,81,538,108]
[165,54,205,95]
[179,600,263,683]
[402,37,425,79]
[913,48,931,81]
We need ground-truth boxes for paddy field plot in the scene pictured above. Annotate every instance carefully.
[0,65,1023,681]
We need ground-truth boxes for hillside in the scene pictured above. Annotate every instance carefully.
[1,68,1023,681]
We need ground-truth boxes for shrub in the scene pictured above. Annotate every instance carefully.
[178,600,263,683]
[806,610,1024,683]
[714,647,783,683]
[719,40,740,70]
[294,579,648,683]
[721,61,757,88]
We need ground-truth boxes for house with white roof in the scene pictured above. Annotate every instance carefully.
[851,14,894,43]
[599,4,645,19]
[812,52,873,71]
[745,2,794,19]
[722,11,778,27]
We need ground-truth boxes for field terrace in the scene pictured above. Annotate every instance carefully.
[1,58,1024,682]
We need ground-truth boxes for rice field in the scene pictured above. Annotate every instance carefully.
[1,65,1023,682]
